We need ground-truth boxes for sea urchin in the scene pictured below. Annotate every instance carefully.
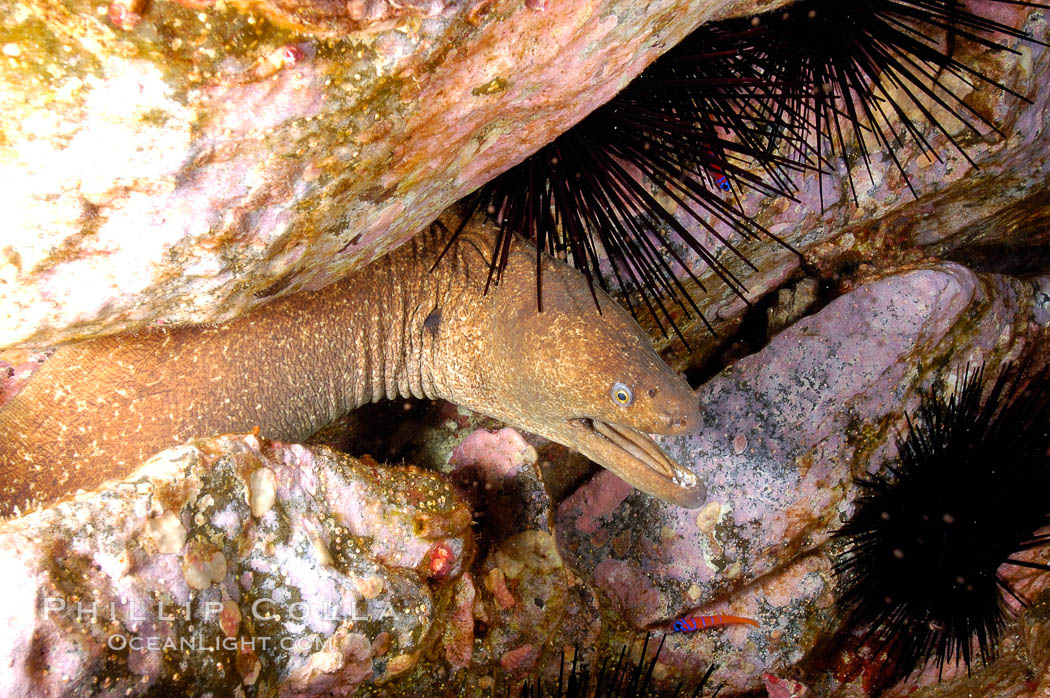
[729,0,1049,205]
[519,634,721,697]
[439,1,1047,344]
[832,360,1050,685]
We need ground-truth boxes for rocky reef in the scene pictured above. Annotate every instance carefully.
[0,434,475,695]
[4,0,1050,695]
[7,254,1046,696]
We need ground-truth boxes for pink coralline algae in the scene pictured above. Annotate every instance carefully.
[592,558,664,628]
[0,434,473,695]
[558,469,633,536]
[428,422,606,692]
[450,427,532,490]
[499,644,539,675]
[764,674,809,698]
[441,573,476,671]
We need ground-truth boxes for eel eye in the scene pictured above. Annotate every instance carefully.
[611,382,633,407]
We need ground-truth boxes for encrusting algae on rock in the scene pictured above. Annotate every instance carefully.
[0,434,474,696]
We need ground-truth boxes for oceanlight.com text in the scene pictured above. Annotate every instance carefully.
[106,633,341,653]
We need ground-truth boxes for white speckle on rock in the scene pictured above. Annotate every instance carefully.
[310,531,333,566]
[248,467,277,517]
[145,510,186,554]
[182,545,228,590]
[521,445,538,465]
[695,501,722,533]
[353,575,384,599]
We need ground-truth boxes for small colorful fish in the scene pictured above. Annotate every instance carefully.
[704,148,732,192]
[674,614,759,632]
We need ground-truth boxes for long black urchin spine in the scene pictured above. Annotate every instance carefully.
[730,0,1049,205]
[518,634,720,697]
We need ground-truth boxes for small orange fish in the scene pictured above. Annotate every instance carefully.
[674,614,759,632]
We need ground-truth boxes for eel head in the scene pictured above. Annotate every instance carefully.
[446,233,707,508]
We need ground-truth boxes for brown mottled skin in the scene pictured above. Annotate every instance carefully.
[0,224,705,516]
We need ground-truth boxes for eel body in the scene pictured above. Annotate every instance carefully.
[0,225,705,515]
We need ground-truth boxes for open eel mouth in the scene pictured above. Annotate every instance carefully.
[568,418,707,509]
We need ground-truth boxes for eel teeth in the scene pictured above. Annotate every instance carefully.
[590,420,698,488]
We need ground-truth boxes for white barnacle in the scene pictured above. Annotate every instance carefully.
[145,510,187,554]
[248,467,277,517]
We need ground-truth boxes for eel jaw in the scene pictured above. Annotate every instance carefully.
[568,418,707,509]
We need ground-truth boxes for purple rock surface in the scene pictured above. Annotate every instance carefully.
[557,265,1050,694]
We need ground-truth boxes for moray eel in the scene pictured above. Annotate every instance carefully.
[0,224,705,515]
